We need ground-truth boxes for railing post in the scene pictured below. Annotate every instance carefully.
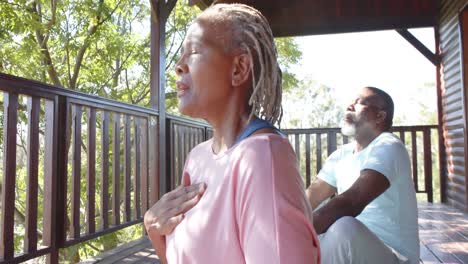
[316,133,322,174]
[305,134,311,186]
[423,128,433,203]
[437,126,447,203]
[204,125,209,141]
[0,93,18,261]
[49,96,69,263]
[411,131,418,192]
[148,116,159,205]
[327,131,337,156]
[434,25,447,204]
[166,118,173,192]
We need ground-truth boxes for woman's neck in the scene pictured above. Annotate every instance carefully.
[208,99,251,154]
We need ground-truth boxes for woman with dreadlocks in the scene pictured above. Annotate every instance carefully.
[144,3,320,264]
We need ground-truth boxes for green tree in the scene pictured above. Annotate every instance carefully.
[281,76,343,128]
[1,0,302,110]
[0,0,304,262]
[1,0,151,103]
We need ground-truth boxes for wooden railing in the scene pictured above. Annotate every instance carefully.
[283,125,440,202]
[0,73,442,263]
[0,73,159,263]
[165,115,212,191]
[164,121,440,204]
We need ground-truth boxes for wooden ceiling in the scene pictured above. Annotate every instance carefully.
[188,0,440,37]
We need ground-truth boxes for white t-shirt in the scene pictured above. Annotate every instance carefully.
[318,132,420,264]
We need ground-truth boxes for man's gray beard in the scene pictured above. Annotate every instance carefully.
[341,122,356,136]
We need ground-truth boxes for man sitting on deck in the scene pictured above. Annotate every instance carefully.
[306,87,420,264]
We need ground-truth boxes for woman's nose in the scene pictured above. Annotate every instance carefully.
[175,61,188,75]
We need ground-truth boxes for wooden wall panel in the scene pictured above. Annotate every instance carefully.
[439,0,468,212]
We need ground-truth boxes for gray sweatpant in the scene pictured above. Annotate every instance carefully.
[319,216,410,264]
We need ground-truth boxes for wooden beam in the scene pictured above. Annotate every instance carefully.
[150,0,162,110]
[396,28,440,66]
[460,7,468,210]
[150,0,177,200]
[193,0,438,37]
[434,26,447,204]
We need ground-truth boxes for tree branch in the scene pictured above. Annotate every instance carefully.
[46,0,57,29]
[166,0,177,15]
[133,82,151,104]
[69,0,124,90]
[30,1,62,86]
[69,0,104,89]
[65,12,72,85]
[98,43,136,93]
[0,183,44,241]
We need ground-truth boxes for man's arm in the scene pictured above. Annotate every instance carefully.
[312,169,390,234]
[306,178,336,209]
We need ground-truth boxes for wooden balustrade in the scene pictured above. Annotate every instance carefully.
[165,115,211,191]
[163,123,440,204]
[0,72,442,263]
[0,73,158,263]
[283,126,440,202]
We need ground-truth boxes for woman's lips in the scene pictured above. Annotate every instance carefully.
[177,90,188,97]
[176,81,189,97]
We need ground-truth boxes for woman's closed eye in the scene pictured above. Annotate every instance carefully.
[179,49,199,60]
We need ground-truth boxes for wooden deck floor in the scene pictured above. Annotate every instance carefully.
[418,203,468,263]
[82,203,468,264]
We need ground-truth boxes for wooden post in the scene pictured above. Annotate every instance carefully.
[101,111,110,230]
[327,131,337,156]
[25,97,40,253]
[423,129,433,203]
[435,25,447,203]
[149,0,177,203]
[0,93,18,261]
[87,108,97,233]
[459,8,468,209]
[49,96,68,263]
[70,105,82,238]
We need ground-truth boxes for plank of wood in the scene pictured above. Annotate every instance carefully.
[418,204,468,263]
[79,237,153,264]
[71,105,82,238]
[420,242,442,263]
[24,97,40,253]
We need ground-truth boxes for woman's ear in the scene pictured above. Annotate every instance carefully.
[231,53,251,87]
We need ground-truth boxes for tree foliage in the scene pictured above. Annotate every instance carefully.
[1,0,151,104]
[1,0,302,111]
[281,76,343,128]
[0,0,304,262]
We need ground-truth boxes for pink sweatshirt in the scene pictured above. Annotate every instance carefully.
[166,134,320,263]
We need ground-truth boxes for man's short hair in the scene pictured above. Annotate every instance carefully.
[365,87,394,131]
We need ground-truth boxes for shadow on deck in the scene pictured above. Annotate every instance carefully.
[81,203,468,264]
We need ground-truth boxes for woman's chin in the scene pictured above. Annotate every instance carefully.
[178,104,197,118]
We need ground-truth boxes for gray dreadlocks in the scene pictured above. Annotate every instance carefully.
[197,3,283,125]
